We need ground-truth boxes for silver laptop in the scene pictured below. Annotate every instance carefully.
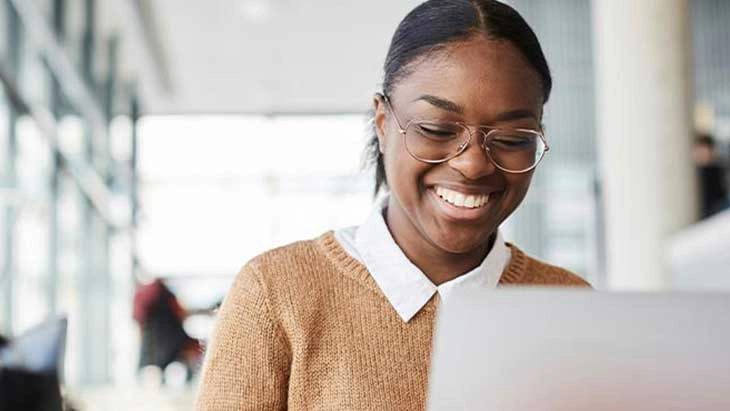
[428,290,730,410]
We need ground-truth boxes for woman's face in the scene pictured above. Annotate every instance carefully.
[374,36,544,255]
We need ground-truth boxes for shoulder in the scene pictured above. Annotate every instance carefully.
[240,232,332,289]
[230,231,352,309]
[502,244,592,288]
[246,234,324,273]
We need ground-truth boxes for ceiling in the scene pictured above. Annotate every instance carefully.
[139,0,423,114]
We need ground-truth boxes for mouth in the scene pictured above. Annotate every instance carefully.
[428,185,500,222]
[435,186,490,209]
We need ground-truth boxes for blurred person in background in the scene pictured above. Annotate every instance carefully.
[196,0,590,409]
[133,278,202,383]
[693,133,729,218]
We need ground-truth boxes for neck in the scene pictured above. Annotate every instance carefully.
[384,200,496,286]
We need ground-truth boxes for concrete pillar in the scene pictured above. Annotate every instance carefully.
[592,0,698,289]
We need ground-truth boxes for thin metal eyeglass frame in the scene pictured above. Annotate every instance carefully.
[381,94,550,174]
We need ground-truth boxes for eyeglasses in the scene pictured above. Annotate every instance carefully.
[382,94,549,173]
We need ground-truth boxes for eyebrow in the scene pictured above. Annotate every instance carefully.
[413,94,537,122]
[492,109,538,122]
[413,94,464,114]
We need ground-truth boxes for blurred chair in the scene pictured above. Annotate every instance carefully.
[0,317,68,411]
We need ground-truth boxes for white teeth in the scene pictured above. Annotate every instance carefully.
[454,193,465,207]
[446,190,456,204]
[434,186,490,209]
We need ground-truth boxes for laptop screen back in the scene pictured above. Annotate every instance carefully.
[428,290,730,411]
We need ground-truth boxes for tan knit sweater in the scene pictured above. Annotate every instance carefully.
[195,231,590,410]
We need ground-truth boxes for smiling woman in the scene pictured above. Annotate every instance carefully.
[195,1,590,410]
[371,34,550,284]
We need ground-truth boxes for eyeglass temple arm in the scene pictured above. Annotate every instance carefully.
[378,92,407,133]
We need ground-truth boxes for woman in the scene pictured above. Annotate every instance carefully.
[196,0,590,409]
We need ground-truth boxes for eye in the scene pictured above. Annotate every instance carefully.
[419,125,454,136]
[490,134,535,150]
[413,122,461,140]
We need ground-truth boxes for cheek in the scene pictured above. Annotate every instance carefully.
[501,173,534,212]
[383,139,439,223]
[384,135,427,190]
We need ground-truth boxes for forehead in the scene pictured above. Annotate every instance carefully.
[392,36,544,119]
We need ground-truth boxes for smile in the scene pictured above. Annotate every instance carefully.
[435,186,490,209]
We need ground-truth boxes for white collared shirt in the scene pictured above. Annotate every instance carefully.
[334,195,512,322]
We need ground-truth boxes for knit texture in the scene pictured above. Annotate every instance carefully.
[195,231,591,410]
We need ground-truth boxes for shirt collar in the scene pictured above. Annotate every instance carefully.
[353,195,511,322]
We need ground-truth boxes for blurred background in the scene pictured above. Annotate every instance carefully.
[0,0,728,409]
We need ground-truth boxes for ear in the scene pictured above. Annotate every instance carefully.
[373,93,388,154]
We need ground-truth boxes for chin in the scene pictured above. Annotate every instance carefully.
[428,226,494,255]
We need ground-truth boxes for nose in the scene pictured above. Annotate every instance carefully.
[446,131,497,180]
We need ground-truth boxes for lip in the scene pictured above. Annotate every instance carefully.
[427,187,499,222]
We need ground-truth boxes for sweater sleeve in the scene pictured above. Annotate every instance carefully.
[195,263,291,410]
